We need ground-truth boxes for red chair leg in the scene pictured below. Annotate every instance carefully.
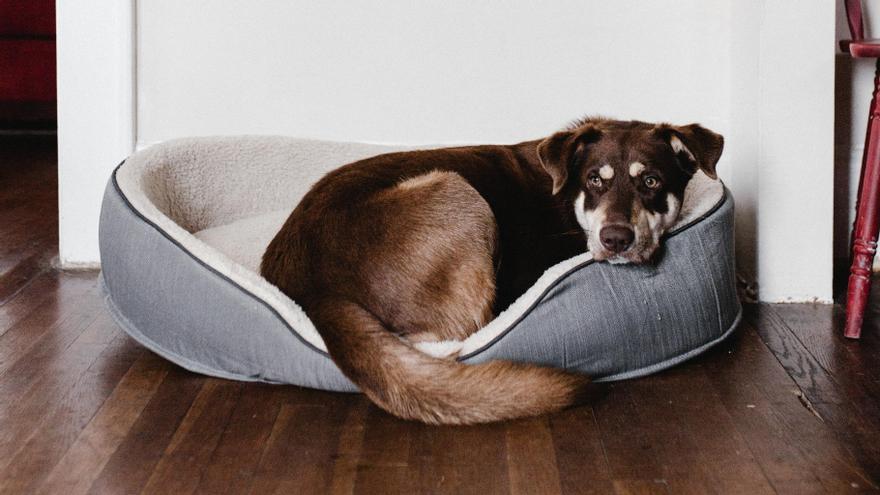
[846,59,880,339]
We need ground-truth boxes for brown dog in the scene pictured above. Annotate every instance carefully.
[261,117,723,424]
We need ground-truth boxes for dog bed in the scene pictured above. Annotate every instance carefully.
[98,136,741,392]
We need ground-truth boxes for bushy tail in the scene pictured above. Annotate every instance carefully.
[310,299,596,425]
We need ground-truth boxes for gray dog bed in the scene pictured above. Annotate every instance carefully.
[98,136,740,392]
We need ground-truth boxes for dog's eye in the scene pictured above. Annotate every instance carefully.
[588,174,603,187]
[643,176,660,189]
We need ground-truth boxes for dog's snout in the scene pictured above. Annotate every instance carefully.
[599,225,634,253]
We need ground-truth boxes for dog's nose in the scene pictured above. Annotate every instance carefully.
[599,225,634,253]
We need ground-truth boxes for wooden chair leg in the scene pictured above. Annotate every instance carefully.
[846,59,880,339]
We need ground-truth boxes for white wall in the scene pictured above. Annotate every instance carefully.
[56,0,134,268]
[136,0,730,146]
[58,0,837,302]
[754,1,835,302]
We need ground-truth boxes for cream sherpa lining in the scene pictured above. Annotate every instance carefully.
[115,136,723,358]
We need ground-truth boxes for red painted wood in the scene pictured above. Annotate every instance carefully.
[840,0,872,55]
[845,0,865,42]
[0,0,56,115]
[850,40,880,58]
[846,59,880,339]
[0,0,55,37]
[0,40,55,102]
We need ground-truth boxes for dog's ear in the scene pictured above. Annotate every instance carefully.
[657,124,724,179]
[537,126,602,194]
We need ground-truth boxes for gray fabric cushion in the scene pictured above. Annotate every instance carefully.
[99,137,740,392]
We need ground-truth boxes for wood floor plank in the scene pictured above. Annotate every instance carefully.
[139,379,242,495]
[744,305,846,403]
[0,262,62,324]
[611,479,669,494]
[593,383,665,480]
[0,166,56,295]
[650,365,774,495]
[624,372,713,482]
[193,385,284,495]
[0,333,141,494]
[0,301,117,473]
[622,365,771,495]
[0,282,104,398]
[411,418,510,495]
[0,177,56,282]
[559,480,616,495]
[701,321,874,491]
[0,271,95,357]
[506,416,563,495]
[0,270,62,335]
[352,465,417,495]
[549,399,611,486]
[0,136,59,294]
[768,303,880,473]
[700,327,822,483]
[746,304,880,487]
[34,353,168,495]
[764,303,853,377]
[246,398,350,494]
[85,367,206,494]
[328,399,370,495]
[549,406,611,495]
[352,406,419,495]
[0,241,54,306]
[661,479,716,494]
[0,275,100,398]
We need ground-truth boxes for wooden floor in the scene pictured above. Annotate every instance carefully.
[3,137,880,494]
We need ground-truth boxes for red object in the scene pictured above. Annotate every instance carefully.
[0,0,55,124]
[0,40,55,101]
[844,0,880,339]
[0,0,54,36]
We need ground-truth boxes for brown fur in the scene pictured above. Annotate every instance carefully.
[261,117,722,425]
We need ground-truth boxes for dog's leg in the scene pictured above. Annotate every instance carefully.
[364,170,498,343]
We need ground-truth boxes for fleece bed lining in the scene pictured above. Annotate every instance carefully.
[112,136,725,360]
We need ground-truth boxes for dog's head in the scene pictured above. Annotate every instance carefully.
[537,118,723,263]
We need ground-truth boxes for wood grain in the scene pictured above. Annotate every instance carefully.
[0,333,142,494]
[550,406,613,495]
[413,419,510,494]
[506,416,562,495]
[35,354,168,495]
[0,136,57,301]
[140,379,242,495]
[352,405,418,495]
[193,384,284,494]
[85,368,205,494]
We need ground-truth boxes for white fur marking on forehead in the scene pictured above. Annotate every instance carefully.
[599,165,614,180]
[669,135,696,161]
[629,162,646,177]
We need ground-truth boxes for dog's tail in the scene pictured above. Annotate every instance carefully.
[310,298,595,425]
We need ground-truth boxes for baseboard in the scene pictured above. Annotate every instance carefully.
[57,259,101,271]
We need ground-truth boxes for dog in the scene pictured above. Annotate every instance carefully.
[261,117,724,424]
